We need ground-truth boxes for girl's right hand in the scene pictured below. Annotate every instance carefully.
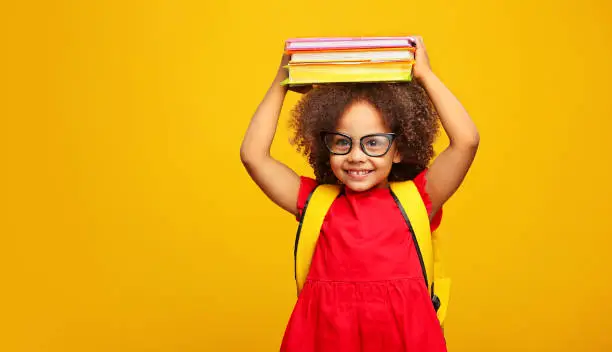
[276,52,312,94]
[275,53,291,83]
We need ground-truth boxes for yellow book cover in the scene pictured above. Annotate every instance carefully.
[281,61,414,85]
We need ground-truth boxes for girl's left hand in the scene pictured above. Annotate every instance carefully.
[412,36,432,80]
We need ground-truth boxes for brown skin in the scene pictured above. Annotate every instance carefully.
[241,37,479,219]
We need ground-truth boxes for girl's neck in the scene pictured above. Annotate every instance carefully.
[343,180,391,195]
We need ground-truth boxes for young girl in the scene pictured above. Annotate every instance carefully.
[240,37,479,352]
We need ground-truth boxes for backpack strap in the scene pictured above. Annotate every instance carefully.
[294,184,341,295]
[389,180,451,327]
[389,180,434,295]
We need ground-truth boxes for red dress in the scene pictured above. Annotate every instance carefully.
[280,170,447,352]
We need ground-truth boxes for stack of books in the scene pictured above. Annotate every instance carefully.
[281,36,417,87]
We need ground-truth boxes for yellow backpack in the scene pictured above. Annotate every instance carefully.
[293,180,451,327]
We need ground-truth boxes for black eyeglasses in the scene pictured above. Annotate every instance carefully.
[320,131,397,157]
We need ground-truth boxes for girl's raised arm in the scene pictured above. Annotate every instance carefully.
[240,54,306,217]
[413,37,480,216]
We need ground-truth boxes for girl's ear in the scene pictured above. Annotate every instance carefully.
[393,149,402,163]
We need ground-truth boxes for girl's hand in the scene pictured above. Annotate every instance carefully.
[275,53,291,83]
[413,36,433,80]
[275,52,312,94]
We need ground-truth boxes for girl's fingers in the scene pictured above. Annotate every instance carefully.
[416,36,425,50]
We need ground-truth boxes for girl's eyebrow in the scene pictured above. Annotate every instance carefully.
[333,131,393,137]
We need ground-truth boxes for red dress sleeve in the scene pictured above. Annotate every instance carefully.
[412,169,443,232]
[296,176,319,221]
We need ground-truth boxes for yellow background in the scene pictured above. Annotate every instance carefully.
[2,0,612,351]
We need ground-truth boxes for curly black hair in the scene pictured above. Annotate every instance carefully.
[289,82,439,184]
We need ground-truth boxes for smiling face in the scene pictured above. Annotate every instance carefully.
[328,101,401,192]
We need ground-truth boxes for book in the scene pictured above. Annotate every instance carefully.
[281,61,414,86]
[290,49,415,64]
[281,36,417,86]
[285,36,416,52]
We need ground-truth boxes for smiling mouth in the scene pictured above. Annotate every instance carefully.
[346,170,373,177]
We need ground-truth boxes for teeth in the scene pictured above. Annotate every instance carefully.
[348,170,370,176]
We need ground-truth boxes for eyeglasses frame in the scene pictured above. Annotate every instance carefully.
[320,131,397,158]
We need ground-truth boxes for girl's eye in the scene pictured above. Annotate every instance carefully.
[363,136,389,151]
[335,139,350,146]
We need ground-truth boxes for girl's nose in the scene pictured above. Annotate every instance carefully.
[347,144,367,163]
